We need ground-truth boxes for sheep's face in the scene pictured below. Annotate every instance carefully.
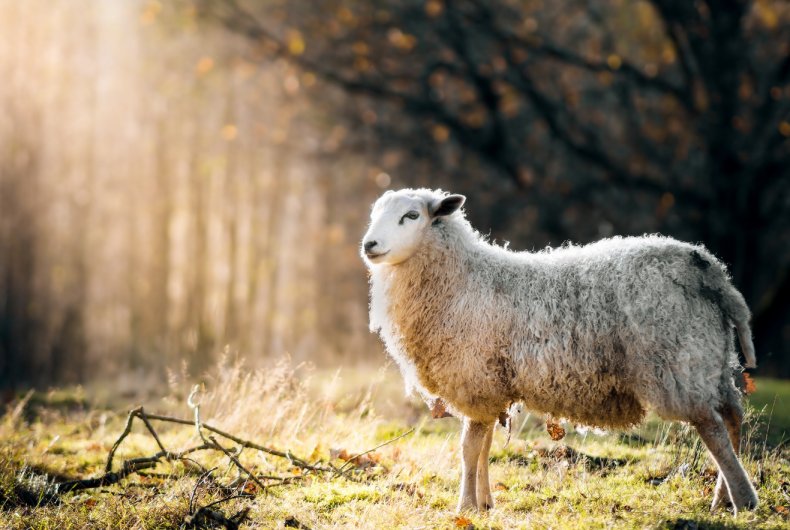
[361,189,465,266]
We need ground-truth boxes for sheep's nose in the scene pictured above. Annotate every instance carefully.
[364,240,378,252]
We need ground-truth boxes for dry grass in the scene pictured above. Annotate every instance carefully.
[1,359,789,529]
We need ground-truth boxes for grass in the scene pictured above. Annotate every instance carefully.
[747,378,790,446]
[1,361,788,529]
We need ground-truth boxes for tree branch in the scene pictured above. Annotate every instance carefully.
[468,0,692,111]
[535,40,690,109]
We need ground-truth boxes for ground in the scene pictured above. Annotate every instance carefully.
[1,361,788,530]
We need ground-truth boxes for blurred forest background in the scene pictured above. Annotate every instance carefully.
[1,0,788,391]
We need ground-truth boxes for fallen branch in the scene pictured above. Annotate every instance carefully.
[18,402,325,507]
[58,456,160,494]
[105,406,339,477]
[14,382,417,526]
[184,504,249,530]
[24,444,213,502]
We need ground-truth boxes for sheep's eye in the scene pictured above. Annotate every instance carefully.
[399,211,420,225]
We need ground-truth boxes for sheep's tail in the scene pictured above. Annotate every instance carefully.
[735,318,757,369]
[720,283,757,369]
[691,250,757,369]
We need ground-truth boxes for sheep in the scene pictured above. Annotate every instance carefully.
[360,188,758,514]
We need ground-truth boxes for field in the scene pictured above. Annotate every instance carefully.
[1,361,788,530]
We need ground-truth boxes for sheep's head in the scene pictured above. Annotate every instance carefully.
[361,189,465,266]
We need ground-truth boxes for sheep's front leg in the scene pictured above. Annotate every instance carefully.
[476,422,495,510]
[458,419,487,512]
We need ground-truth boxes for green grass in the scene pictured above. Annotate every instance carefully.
[1,365,788,529]
[748,378,790,446]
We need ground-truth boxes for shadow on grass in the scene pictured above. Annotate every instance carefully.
[1,464,77,508]
[492,444,628,471]
[662,518,747,530]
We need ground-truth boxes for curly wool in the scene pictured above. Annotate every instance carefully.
[369,190,755,428]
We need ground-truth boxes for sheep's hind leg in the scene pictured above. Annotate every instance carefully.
[712,391,745,510]
[458,419,487,512]
[476,422,495,510]
[692,407,758,514]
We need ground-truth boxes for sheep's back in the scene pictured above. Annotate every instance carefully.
[498,236,724,426]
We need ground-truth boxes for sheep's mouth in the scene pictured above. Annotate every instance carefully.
[365,250,389,260]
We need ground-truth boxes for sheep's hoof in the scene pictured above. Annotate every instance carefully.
[733,494,759,513]
[714,491,758,515]
[732,486,759,513]
[709,498,730,513]
[475,492,494,511]
[710,489,729,512]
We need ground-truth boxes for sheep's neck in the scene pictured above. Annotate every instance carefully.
[387,231,469,395]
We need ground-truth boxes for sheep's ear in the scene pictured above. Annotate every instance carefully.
[430,194,466,217]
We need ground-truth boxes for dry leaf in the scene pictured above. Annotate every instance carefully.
[453,515,474,528]
[352,454,380,469]
[546,417,566,441]
[243,482,258,495]
[329,447,381,469]
[308,444,323,461]
[431,398,452,419]
[772,505,789,515]
[494,482,509,491]
[330,448,350,460]
[743,372,757,395]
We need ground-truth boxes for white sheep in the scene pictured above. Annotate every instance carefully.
[361,188,758,514]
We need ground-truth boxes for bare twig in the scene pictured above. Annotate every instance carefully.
[255,474,303,484]
[189,467,217,514]
[105,407,138,472]
[338,428,415,474]
[207,435,269,494]
[185,467,253,530]
[138,407,169,456]
[199,494,254,512]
